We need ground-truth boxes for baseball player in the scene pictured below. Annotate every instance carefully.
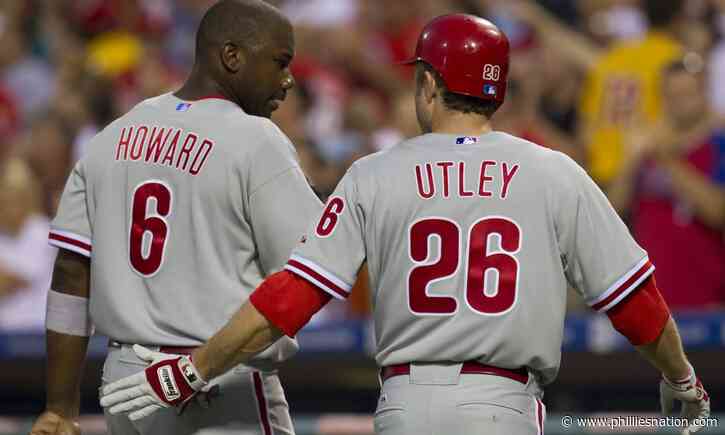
[30,1,321,434]
[100,14,711,435]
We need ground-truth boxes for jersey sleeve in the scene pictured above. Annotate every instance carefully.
[556,154,654,313]
[247,121,322,275]
[49,160,92,257]
[283,166,366,300]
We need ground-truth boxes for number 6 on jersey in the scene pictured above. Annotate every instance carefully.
[130,180,173,276]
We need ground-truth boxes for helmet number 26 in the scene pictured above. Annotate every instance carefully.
[408,217,521,316]
[483,64,501,81]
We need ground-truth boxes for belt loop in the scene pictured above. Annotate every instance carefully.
[409,362,463,385]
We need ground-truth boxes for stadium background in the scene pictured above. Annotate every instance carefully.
[0,0,724,434]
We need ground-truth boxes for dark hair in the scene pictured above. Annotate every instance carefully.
[643,0,684,29]
[416,62,500,118]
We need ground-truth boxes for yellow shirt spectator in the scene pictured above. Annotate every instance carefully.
[87,31,143,78]
[580,32,682,184]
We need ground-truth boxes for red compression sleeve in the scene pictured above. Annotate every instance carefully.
[249,270,333,337]
[606,275,671,345]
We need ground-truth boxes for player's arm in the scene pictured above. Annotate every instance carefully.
[557,153,710,432]
[247,122,323,275]
[100,270,332,419]
[604,275,688,379]
[193,270,331,380]
[31,158,93,435]
[604,276,710,431]
[45,250,92,416]
[30,249,91,435]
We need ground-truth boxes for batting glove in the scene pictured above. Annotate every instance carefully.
[100,344,207,421]
[660,365,711,435]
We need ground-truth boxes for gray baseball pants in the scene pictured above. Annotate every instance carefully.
[374,363,545,435]
[100,343,294,435]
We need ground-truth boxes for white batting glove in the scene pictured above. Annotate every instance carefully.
[660,365,711,435]
[99,344,207,421]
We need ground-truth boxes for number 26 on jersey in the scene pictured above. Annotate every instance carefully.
[408,217,521,316]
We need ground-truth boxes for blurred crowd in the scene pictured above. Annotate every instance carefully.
[0,0,723,331]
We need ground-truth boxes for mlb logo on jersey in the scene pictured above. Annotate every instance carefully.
[483,84,497,96]
[176,102,192,112]
[456,136,478,145]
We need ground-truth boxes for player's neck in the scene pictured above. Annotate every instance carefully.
[175,70,232,103]
[431,112,493,137]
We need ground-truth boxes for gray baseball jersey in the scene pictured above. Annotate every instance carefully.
[50,93,321,360]
[285,132,653,384]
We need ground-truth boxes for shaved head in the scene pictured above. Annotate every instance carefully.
[179,0,296,118]
[196,0,289,58]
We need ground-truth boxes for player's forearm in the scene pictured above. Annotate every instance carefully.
[659,157,725,229]
[636,317,690,381]
[192,301,282,381]
[44,250,92,417]
[45,330,89,417]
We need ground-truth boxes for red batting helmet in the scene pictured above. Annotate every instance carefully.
[403,14,510,105]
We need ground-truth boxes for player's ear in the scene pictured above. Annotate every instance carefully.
[220,41,247,73]
[423,70,437,103]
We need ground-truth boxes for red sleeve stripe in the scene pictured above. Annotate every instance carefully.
[284,256,350,300]
[590,258,655,312]
[49,230,92,257]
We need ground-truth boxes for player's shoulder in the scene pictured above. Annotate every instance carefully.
[482,132,588,186]
[495,132,583,174]
[217,109,293,152]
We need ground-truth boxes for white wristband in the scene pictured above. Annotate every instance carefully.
[45,289,94,336]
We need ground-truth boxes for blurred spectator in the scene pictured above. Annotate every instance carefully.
[0,158,55,331]
[86,30,144,78]
[0,0,720,328]
[607,60,725,309]
[372,87,419,151]
[0,24,55,122]
[164,0,215,73]
[273,87,343,197]
[501,0,601,71]
[492,29,582,160]
[708,0,725,115]
[0,85,19,140]
[282,0,358,27]
[16,114,73,214]
[580,0,685,186]
[317,91,383,165]
[587,0,647,42]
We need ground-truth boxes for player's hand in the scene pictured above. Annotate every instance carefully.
[660,366,711,435]
[29,411,81,435]
[99,345,207,421]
